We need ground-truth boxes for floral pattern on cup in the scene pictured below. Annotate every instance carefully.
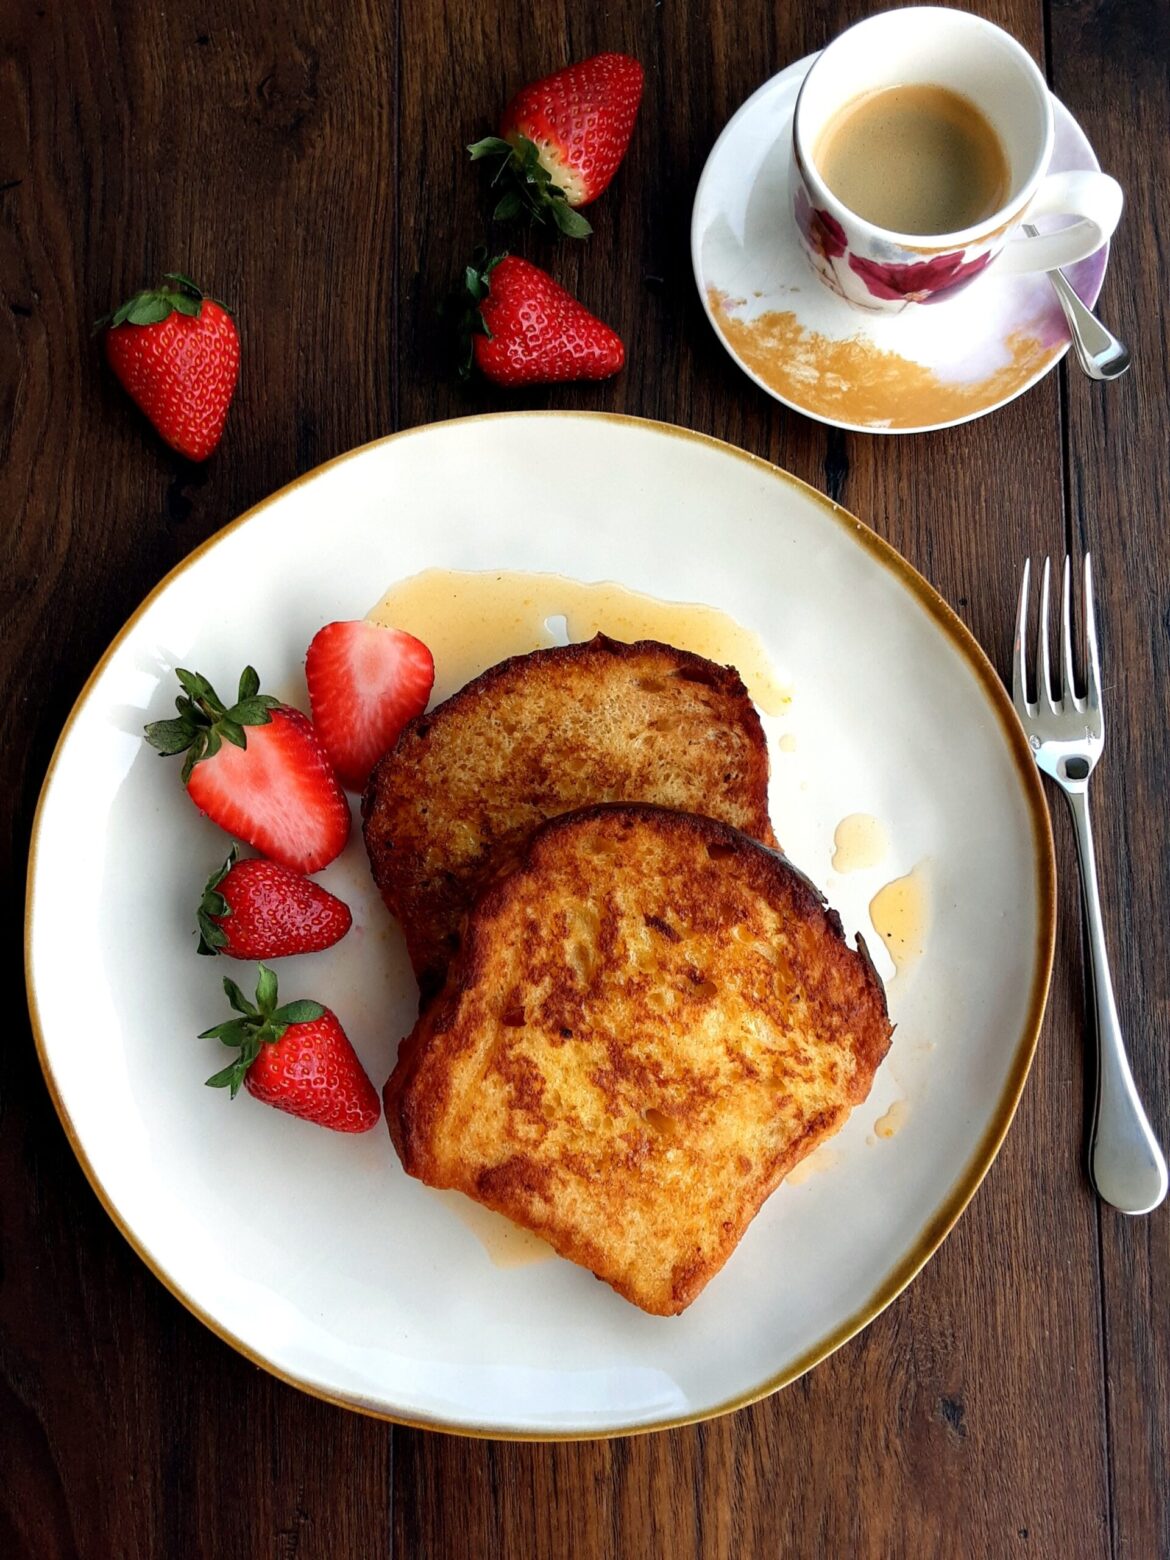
[848,248,995,304]
[794,187,847,260]
[792,186,853,301]
[791,159,1006,312]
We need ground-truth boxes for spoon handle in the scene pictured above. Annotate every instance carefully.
[1050,268,1123,369]
[1024,222,1130,380]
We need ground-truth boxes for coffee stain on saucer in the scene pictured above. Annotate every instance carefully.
[709,289,1053,430]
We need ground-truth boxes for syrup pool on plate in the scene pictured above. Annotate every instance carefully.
[869,862,930,978]
[431,1190,555,1268]
[786,1143,841,1186]
[831,813,889,873]
[366,568,791,711]
[874,1098,910,1139]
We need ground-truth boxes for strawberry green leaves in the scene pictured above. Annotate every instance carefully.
[467,134,593,239]
[144,666,280,783]
[444,249,504,380]
[97,273,233,332]
[196,845,238,955]
[201,963,326,1096]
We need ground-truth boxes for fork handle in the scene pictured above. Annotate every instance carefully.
[1065,788,1168,1213]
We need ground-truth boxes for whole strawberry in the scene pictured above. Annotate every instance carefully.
[457,253,624,386]
[197,846,353,959]
[469,53,644,236]
[202,964,380,1132]
[144,666,350,874]
[101,273,239,461]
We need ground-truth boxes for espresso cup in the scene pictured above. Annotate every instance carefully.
[791,7,1123,311]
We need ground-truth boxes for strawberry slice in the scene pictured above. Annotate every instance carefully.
[144,667,350,873]
[305,620,434,790]
[202,964,380,1133]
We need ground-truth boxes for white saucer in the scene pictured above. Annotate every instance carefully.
[692,54,1110,434]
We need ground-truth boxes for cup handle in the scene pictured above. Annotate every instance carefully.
[994,171,1123,274]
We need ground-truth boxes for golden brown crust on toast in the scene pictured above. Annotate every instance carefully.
[362,636,774,1000]
[384,804,893,1316]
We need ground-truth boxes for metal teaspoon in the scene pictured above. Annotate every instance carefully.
[1025,222,1131,380]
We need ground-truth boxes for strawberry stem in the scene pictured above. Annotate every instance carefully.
[467,134,592,239]
[144,666,280,783]
[95,273,234,333]
[443,248,506,380]
[196,845,239,955]
[200,964,326,1097]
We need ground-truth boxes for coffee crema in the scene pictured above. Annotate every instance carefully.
[814,83,1011,236]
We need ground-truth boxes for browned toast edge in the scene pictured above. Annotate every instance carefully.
[363,635,778,1001]
[384,803,893,1315]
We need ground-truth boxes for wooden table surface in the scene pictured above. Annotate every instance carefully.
[4,1,1167,1555]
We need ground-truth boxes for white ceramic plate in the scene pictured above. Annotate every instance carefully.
[27,414,1054,1438]
[692,54,1109,433]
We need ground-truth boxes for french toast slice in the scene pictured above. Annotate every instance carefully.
[385,804,893,1316]
[363,635,775,1001]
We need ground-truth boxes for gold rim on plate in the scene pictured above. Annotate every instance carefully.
[24,412,1057,1440]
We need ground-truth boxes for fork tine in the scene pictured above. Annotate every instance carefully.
[1061,555,1082,709]
[1084,552,1101,708]
[1039,557,1055,710]
[1013,558,1032,713]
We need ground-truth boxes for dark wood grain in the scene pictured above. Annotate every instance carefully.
[3,0,1166,1555]
[1050,0,1170,1554]
[0,4,398,1558]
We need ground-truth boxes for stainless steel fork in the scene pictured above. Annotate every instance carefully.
[1013,555,1167,1213]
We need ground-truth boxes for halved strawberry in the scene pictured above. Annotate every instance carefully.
[144,667,350,873]
[201,964,379,1133]
[305,621,434,790]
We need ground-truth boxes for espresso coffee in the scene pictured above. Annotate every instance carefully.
[814,83,1011,235]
